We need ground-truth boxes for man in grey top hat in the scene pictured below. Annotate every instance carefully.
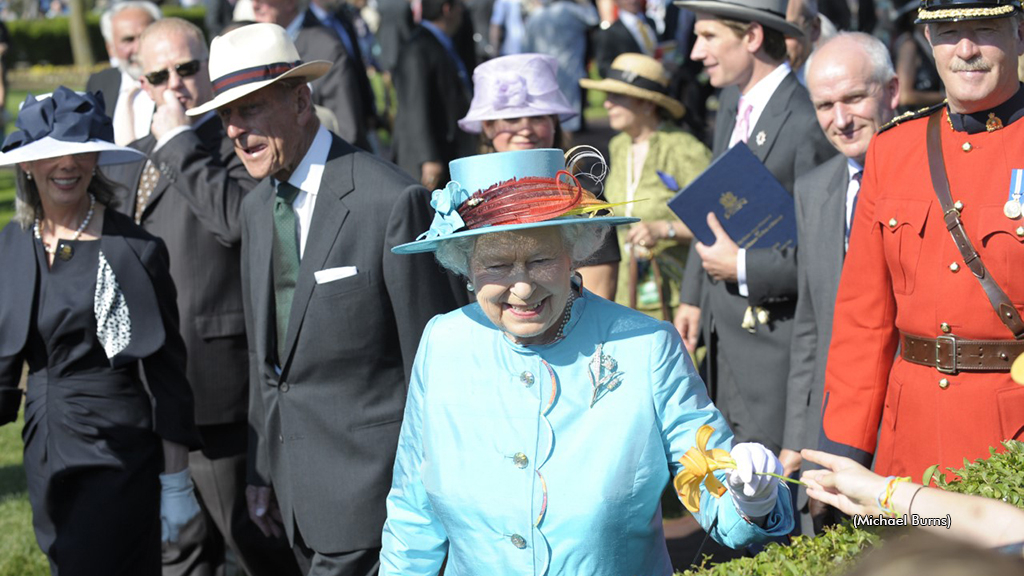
[672,0,835,459]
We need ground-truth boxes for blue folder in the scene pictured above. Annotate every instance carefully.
[661,143,797,250]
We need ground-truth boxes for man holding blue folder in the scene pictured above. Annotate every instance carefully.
[673,0,835,456]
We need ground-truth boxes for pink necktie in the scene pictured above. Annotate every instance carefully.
[729,99,753,148]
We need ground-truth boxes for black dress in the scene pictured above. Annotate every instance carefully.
[22,236,162,576]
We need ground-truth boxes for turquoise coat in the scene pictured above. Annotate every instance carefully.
[381,291,793,575]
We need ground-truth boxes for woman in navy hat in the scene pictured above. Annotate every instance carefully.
[379,148,794,575]
[0,87,202,575]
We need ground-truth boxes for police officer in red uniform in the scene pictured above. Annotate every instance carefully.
[819,0,1024,479]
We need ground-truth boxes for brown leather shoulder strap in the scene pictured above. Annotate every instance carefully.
[926,112,1024,339]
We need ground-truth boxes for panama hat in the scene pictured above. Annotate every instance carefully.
[392,148,639,255]
[0,87,145,167]
[674,0,805,38]
[579,54,685,119]
[459,53,578,133]
[914,0,1021,22]
[186,23,331,116]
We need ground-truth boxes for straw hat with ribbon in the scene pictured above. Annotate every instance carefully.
[458,53,578,133]
[0,87,145,167]
[673,0,804,38]
[392,148,639,255]
[579,54,685,120]
[187,23,331,117]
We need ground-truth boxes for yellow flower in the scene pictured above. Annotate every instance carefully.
[673,425,736,513]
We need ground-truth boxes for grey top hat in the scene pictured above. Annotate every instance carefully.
[674,0,805,38]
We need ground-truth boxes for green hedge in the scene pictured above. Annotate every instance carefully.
[679,440,1024,576]
[7,7,206,67]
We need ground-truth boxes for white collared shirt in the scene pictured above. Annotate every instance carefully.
[115,70,155,142]
[273,125,332,258]
[734,62,793,297]
[618,10,656,55]
[845,159,864,251]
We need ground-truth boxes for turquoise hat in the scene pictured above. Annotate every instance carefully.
[392,148,638,255]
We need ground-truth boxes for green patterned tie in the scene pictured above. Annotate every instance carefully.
[273,182,301,365]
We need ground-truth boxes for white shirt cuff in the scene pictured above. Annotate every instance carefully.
[737,248,749,297]
[153,126,192,152]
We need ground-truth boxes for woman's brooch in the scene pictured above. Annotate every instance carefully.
[588,343,624,408]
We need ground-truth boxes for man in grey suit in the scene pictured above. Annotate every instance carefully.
[104,18,301,576]
[781,32,898,533]
[672,0,836,455]
[187,23,467,575]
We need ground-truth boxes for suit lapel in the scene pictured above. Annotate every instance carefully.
[747,74,797,163]
[827,160,851,265]
[0,227,37,356]
[251,180,277,372]
[713,87,740,157]
[280,137,356,369]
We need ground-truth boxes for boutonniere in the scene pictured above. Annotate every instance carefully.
[588,343,624,407]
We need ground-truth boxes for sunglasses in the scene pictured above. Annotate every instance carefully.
[144,60,203,86]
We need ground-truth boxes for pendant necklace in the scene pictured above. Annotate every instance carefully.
[34,193,96,260]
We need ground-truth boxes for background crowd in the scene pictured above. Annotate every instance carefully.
[0,0,1023,574]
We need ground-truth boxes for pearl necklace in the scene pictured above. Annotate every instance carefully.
[34,193,96,255]
[551,289,579,343]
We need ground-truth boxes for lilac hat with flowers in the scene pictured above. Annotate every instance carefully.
[458,54,578,134]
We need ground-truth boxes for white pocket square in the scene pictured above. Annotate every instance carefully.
[314,266,358,284]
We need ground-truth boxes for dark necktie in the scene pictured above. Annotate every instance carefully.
[135,159,160,224]
[846,171,863,249]
[273,182,301,365]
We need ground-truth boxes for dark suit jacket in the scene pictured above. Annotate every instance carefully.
[0,210,201,448]
[393,25,476,183]
[241,133,468,553]
[679,72,836,450]
[593,17,652,78]
[297,10,371,151]
[104,117,259,427]
[314,5,377,121]
[86,67,121,117]
[784,153,848,506]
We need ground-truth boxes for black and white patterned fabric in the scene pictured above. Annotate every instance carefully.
[94,251,132,359]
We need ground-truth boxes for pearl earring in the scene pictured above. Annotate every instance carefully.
[25,172,33,181]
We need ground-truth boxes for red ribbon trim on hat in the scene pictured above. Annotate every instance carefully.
[212,60,303,96]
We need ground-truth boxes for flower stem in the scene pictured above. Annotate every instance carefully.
[756,472,806,486]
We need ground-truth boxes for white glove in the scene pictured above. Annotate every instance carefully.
[727,442,782,519]
[160,468,201,543]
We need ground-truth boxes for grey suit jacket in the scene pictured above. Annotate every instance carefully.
[679,71,836,449]
[296,11,371,151]
[104,117,258,426]
[86,67,121,117]
[784,154,849,504]
[241,134,468,554]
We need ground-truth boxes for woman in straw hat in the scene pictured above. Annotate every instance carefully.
[581,53,711,320]
[0,88,202,575]
[459,52,621,300]
[379,148,793,574]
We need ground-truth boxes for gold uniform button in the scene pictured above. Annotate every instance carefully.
[939,378,950,389]
[954,200,964,211]
[519,371,535,387]
[512,452,529,469]
[949,262,960,273]
[888,217,898,228]
[940,323,951,333]
[1017,226,1024,237]
[962,142,972,152]
[510,534,527,549]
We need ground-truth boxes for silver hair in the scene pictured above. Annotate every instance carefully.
[100,1,162,43]
[434,223,609,278]
[807,31,895,86]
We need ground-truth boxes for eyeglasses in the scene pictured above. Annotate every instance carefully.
[144,60,203,86]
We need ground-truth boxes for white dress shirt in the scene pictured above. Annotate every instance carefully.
[845,159,864,252]
[732,62,792,297]
[273,125,332,259]
[113,70,155,144]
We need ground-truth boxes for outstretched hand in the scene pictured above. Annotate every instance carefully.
[800,449,888,517]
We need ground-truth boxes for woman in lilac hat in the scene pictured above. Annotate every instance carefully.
[459,53,621,300]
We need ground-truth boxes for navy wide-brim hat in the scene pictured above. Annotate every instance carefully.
[915,0,1022,22]
[0,87,145,166]
[392,148,639,255]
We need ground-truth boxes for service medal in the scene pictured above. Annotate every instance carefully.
[1004,200,1022,219]
[1007,169,1024,219]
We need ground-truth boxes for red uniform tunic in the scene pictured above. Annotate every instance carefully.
[821,108,1024,478]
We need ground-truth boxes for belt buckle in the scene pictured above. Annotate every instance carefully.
[935,335,958,375]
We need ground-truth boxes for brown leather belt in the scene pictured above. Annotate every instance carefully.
[900,332,1024,374]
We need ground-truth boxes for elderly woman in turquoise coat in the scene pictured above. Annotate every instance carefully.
[381,148,793,575]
